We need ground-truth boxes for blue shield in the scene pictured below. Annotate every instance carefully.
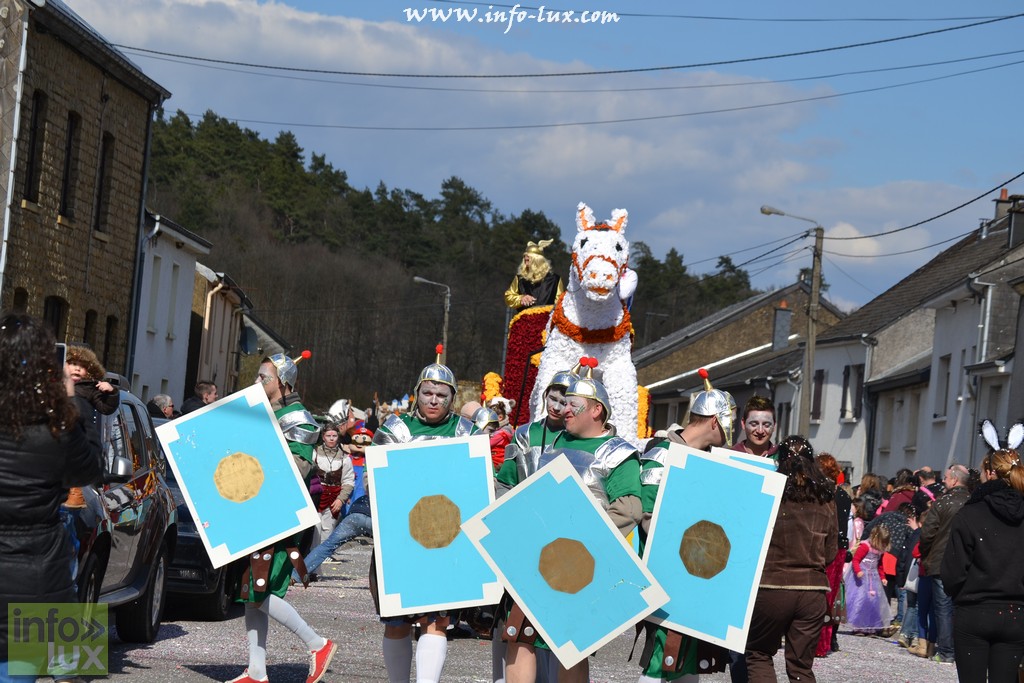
[645,444,785,651]
[463,455,668,669]
[368,435,501,616]
[155,384,319,568]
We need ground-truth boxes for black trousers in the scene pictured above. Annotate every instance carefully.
[953,602,1024,683]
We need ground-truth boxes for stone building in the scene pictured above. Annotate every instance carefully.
[0,0,169,373]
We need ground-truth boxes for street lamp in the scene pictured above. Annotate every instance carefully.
[760,205,824,437]
[413,276,451,366]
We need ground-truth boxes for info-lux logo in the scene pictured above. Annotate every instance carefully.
[7,603,108,676]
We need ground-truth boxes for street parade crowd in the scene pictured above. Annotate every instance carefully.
[2,228,1024,683]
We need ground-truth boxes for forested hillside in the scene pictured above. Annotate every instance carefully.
[146,109,757,408]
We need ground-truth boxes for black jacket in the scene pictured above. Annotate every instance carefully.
[180,395,206,415]
[941,479,1024,606]
[0,399,103,650]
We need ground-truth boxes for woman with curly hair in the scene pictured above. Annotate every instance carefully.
[746,436,837,683]
[0,313,103,679]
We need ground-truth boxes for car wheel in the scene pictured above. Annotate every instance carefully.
[195,568,233,621]
[115,542,168,643]
[76,552,104,616]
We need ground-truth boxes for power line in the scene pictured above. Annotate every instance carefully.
[428,2,1002,23]
[111,12,1024,79]
[181,56,1024,131]
[120,46,1024,95]
[823,170,1024,241]
[821,254,879,297]
[824,230,975,258]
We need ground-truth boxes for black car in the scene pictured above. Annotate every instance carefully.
[73,387,178,643]
[164,461,245,620]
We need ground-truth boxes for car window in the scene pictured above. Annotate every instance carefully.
[137,406,164,472]
[120,404,149,472]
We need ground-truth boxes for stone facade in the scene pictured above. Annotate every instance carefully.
[0,2,167,374]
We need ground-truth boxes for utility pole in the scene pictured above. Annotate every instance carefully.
[761,206,825,436]
[802,226,824,436]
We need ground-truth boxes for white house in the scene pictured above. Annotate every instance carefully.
[820,193,1024,480]
[130,211,211,403]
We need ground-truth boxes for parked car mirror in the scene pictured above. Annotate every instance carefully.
[104,455,133,484]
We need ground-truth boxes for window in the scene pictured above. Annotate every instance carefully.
[147,255,161,333]
[59,111,81,218]
[810,369,825,421]
[12,288,28,312]
[776,401,791,440]
[907,391,920,448]
[22,90,47,203]
[83,309,98,347]
[42,295,69,339]
[93,132,115,232]
[840,363,865,420]
[119,404,148,471]
[935,355,951,418]
[102,315,118,368]
[878,396,893,452]
[166,263,180,337]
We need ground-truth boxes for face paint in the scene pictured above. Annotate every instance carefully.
[565,397,588,416]
[417,381,453,422]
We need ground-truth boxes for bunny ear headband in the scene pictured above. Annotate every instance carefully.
[979,419,1024,451]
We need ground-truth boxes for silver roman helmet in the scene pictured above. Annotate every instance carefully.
[565,357,611,421]
[471,407,500,432]
[415,344,457,394]
[266,349,311,388]
[690,368,734,444]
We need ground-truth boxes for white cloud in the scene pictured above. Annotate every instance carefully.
[62,0,1015,309]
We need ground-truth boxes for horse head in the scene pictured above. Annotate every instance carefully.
[572,202,630,302]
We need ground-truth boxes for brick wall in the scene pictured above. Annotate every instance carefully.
[2,19,153,373]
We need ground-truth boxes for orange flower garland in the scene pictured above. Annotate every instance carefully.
[637,385,651,439]
[550,292,631,344]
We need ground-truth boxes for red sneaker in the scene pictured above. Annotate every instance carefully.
[307,639,337,683]
[224,671,268,683]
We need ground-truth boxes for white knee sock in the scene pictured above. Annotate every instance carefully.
[383,634,413,683]
[414,633,448,683]
[265,594,326,651]
[244,603,269,681]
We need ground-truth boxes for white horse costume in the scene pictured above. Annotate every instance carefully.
[530,203,640,444]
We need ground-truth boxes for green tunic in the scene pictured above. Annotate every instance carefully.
[494,419,562,488]
[239,400,317,603]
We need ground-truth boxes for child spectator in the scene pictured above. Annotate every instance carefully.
[844,525,893,634]
[66,345,119,418]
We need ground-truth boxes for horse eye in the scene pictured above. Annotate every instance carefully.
[580,238,588,249]
[615,243,623,251]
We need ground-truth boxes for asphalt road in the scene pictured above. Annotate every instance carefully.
[90,542,959,683]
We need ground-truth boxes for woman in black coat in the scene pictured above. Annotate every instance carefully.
[941,446,1024,682]
[0,313,103,677]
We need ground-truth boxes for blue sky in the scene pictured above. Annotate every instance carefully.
[67,1,1024,311]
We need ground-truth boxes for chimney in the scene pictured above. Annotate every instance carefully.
[1010,195,1024,249]
[772,300,792,352]
[994,188,1013,221]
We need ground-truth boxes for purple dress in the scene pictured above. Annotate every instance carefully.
[843,545,891,631]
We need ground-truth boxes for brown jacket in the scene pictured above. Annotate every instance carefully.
[759,498,838,590]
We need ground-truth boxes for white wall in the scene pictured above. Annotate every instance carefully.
[923,296,983,470]
[809,341,869,478]
[133,234,202,402]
